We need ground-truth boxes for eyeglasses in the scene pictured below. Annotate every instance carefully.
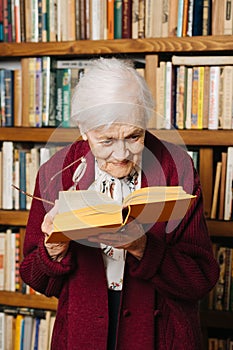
[12,156,87,207]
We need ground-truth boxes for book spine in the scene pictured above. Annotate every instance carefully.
[197,66,204,129]
[19,0,25,42]
[176,0,184,37]
[202,0,211,35]
[0,0,3,41]
[107,0,114,39]
[222,65,233,129]
[7,0,12,42]
[28,58,37,126]
[114,0,123,38]
[185,67,193,129]
[224,0,233,34]
[192,0,204,36]
[187,0,194,36]
[35,57,42,127]
[210,161,222,219]
[182,0,189,36]
[42,0,47,41]
[164,61,172,129]
[0,234,6,291]
[55,68,63,126]
[2,141,13,210]
[132,0,139,38]
[224,147,233,220]
[14,0,21,43]
[202,66,210,128]
[208,66,220,130]
[191,67,199,129]
[218,152,227,220]
[3,0,8,42]
[19,149,26,210]
[137,0,145,38]
[4,69,14,127]
[13,148,20,210]
[122,0,132,38]
[175,65,186,129]
[161,0,169,37]
[42,56,51,126]
[62,68,71,128]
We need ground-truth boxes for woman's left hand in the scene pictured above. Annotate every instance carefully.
[88,217,147,260]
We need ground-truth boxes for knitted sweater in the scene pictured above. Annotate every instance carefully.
[20,131,219,350]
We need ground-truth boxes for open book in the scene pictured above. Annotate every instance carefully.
[46,186,196,242]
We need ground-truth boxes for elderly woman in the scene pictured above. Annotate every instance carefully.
[20,58,219,350]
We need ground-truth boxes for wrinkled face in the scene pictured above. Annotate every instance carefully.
[85,124,145,178]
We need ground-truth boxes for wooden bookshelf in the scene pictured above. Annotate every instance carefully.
[1,36,233,57]
[0,36,233,344]
[0,127,233,146]
[0,210,231,238]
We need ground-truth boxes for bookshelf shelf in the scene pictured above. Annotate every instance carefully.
[1,36,233,57]
[1,127,233,146]
[200,310,233,329]
[0,291,57,311]
[0,210,232,238]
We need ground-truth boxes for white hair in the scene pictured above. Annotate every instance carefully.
[71,57,155,134]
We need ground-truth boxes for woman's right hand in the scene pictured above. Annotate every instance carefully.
[41,200,70,261]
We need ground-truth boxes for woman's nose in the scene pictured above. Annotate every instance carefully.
[112,140,129,160]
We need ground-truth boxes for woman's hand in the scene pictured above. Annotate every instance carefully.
[41,200,70,262]
[88,217,147,260]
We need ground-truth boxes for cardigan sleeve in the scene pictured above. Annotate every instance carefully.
[19,160,76,298]
[126,155,220,302]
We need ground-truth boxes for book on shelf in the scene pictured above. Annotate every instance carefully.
[172,55,233,66]
[218,152,227,220]
[224,146,233,220]
[107,0,114,39]
[212,0,224,35]
[168,0,179,36]
[122,0,132,38]
[208,66,220,130]
[46,186,197,243]
[210,161,222,219]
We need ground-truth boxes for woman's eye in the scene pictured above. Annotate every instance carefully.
[129,134,140,142]
[101,139,113,145]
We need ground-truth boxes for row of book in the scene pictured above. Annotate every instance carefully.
[0,141,62,211]
[208,337,233,350]
[210,147,233,221]
[155,55,233,130]
[2,55,233,130]
[0,307,55,350]
[0,0,230,43]
[0,57,90,128]
[208,244,233,312]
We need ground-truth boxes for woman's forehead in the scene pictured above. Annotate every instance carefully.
[88,124,144,138]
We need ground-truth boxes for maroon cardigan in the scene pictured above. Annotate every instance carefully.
[20,132,219,350]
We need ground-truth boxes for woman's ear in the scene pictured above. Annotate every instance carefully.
[82,133,88,141]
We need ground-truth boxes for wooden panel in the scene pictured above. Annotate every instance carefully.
[1,36,233,57]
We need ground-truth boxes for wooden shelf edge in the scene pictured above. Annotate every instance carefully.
[0,210,28,226]
[207,220,233,237]
[0,211,232,237]
[0,291,57,311]
[200,310,233,329]
[1,36,233,57]
[1,127,233,146]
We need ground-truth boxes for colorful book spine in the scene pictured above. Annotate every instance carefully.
[114,0,123,38]
[4,69,14,126]
[208,66,220,130]
[122,0,132,38]
[62,68,71,128]
[19,149,26,210]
